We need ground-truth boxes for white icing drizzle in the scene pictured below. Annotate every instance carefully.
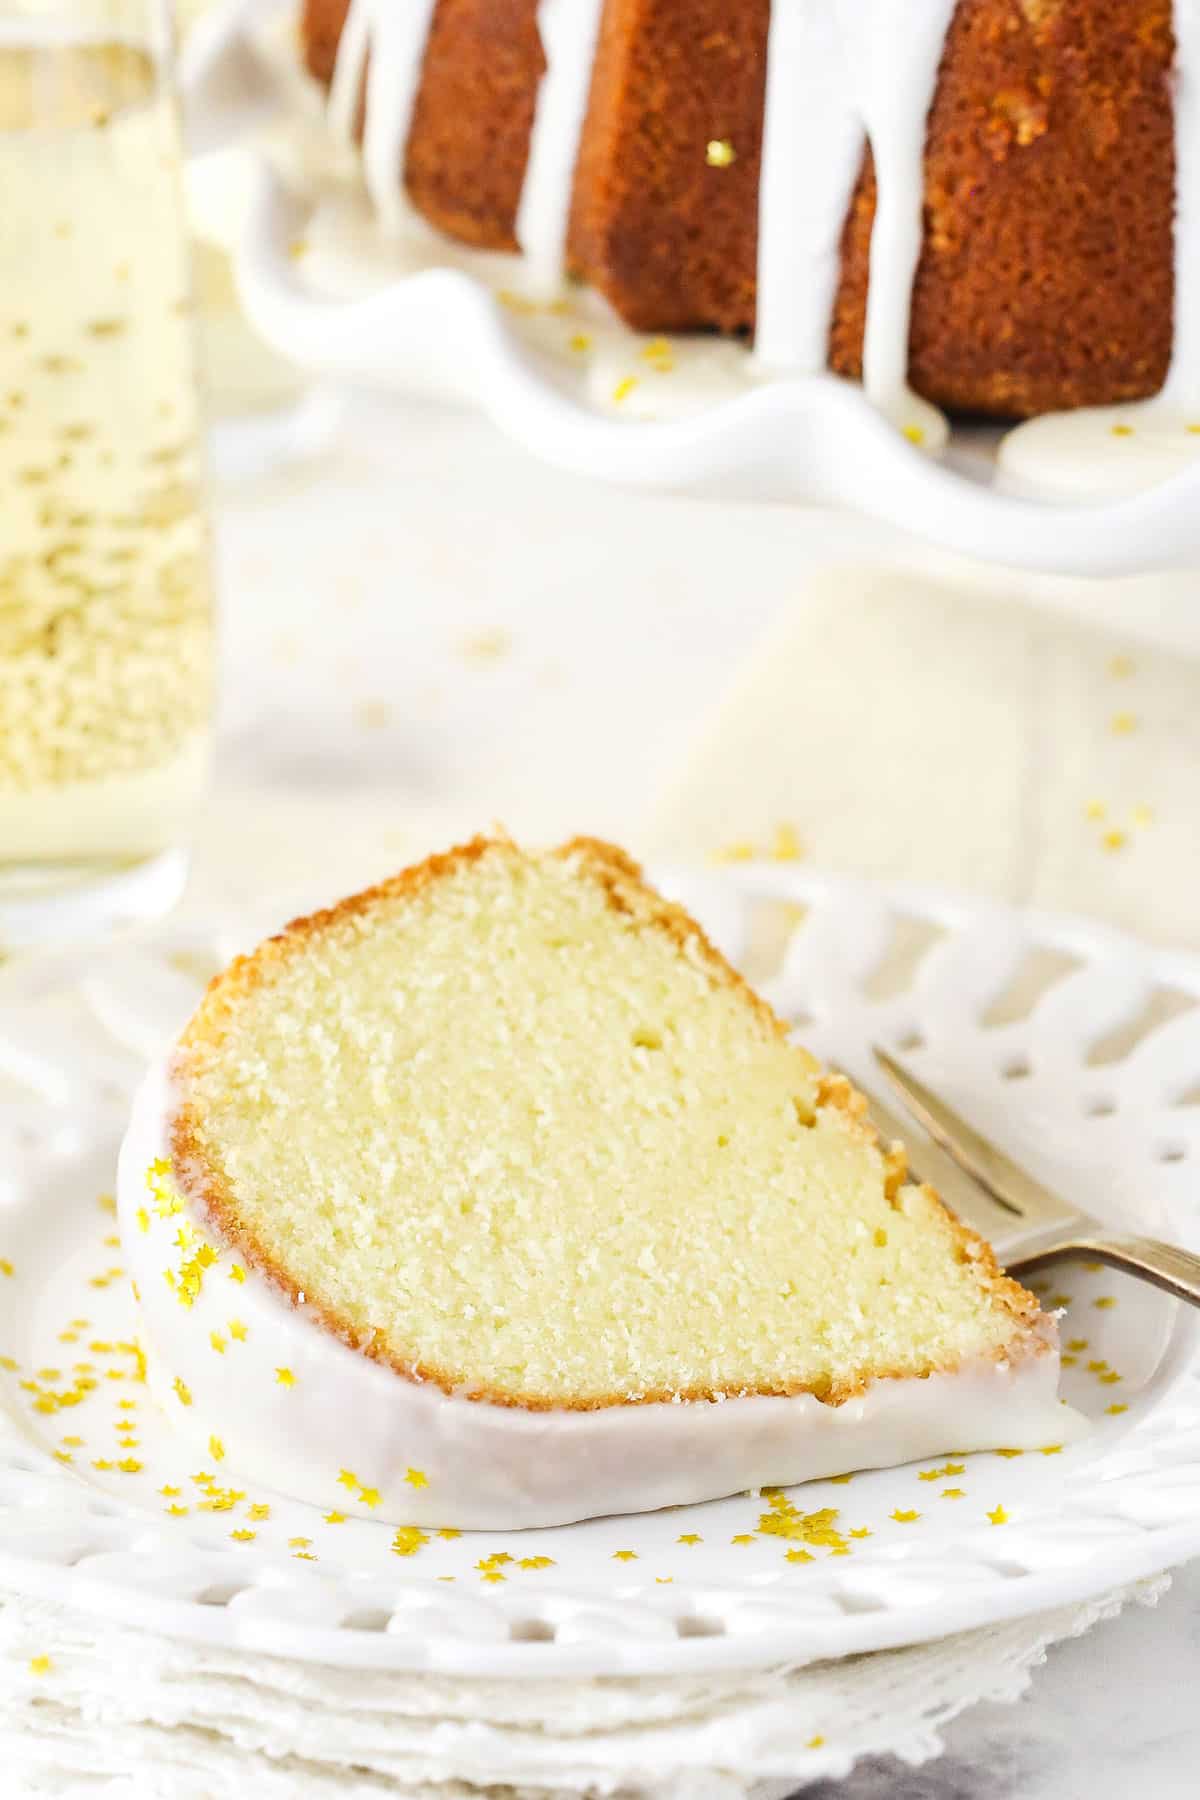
[516,0,606,294]
[833,0,958,427]
[329,0,439,232]
[755,1,864,372]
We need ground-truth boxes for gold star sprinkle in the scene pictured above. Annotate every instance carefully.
[480,1569,506,1583]
[357,1485,381,1509]
[209,1436,225,1462]
[436,1527,461,1540]
[941,1488,966,1499]
[1100,1372,1123,1385]
[288,1536,312,1549]
[677,1533,703,1545]
[405,1467,428,1489]
[730,1534,756,1546]
[275,1367,295,1387]
[568,333,592,353]
[994,1448,1023,1459]
[1066,1338,1089,1352]
[230,1529,256,1542]
[987,1505,1009,1525]
[611,375,638,404]
[706,138,736,167]
[1040,1444,1063,1456]
[785,1548,813,1564]
[807,1736,825,1750]
[229,1265,246,1283]
[28,1656,52,1676]
[391,1527,430,1556]
[1102,829,1129,853]
[1084,799,1106,821]
[890,1509,920,1523]
[518,1556,556,1570]
[1110,423,1135,438]
[248,1504,271,1521]
[1111,712,1138,735]
[229,1320,248,1342]
[337,1468,359,1491]
[165,1504,189,1517]
[612,1549,638,1562]
[1094,1296,1117,1310]
[173,1378,192,1406]
[324,1510,346,1525]
[655,1576,674,1584]
[1106,1403,1129,1415]
[0,1259,15,1276]
[902,423,925,447]
[209,1332,227,1354]
[159,1485,181,1497]
[116,1458,142,1474]
[848,1528,872,1539]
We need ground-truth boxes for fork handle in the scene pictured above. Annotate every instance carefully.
[1010,1235,1200,1309]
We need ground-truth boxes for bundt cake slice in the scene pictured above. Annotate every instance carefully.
[119,836,1075,1529]
[301,0,1186,420]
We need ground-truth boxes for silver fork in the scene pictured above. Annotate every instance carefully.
[858,1046,1200,1309]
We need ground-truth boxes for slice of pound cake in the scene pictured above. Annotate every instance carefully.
[119,836,1078,1528]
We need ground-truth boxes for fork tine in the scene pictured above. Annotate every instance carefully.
[872,1047,1079,1232]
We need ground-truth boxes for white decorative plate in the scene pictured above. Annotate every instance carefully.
[177,5,1200,578]
[1,867,1199,1676]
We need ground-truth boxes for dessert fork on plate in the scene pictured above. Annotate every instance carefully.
[861,1047,1200,1309]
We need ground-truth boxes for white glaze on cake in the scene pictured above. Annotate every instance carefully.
[322,0,1199,464]
[118,1061,1083,1532]
[516,0,605,294]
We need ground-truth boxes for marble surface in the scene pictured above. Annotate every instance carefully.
[188,385,1200,1794]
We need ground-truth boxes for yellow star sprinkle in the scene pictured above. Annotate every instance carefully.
[293,1550,317,1562]
[357,1485,382,1508]
[677,1533,703,1545]
[116,1458,142,1474]
[209,1332,227,1354]
[209,1436,225,1462]
[230,1529,256,1542]
[655,1576,674,1584]
[1102,829,1128,853]
[480,1570,506,1583]
[0,1357,17,1372]
[1061,1355,1078,1368]
[612,1549,638,1562]
[1110,423,1135,438]
[229,1320,247,1342]
[1040,1444,1063,1456]
[404,1466,428,1489]
[705,137,736,167]
[890,1509,920,1523]
[518,1556,555,1570]
[1106,1403,1129,1415]
[53,1450,73,1465]
[28,1656,52,1676]
[229,1265,246,1283]
[994,1448,1023,1459]
[0,1259,14,1277]
[173,1379,192,1406]
[476,1553,512,1569]
[159,1485,181,1497]
[987,1505,1009,1525]
[436,1527,462,1540]
[1066,1338,1089,1352]
[807,1736,825,1750]
[1047,1293,1071,1309]
[568,332,592,353]
[730,1534,756,1546]
[611,375,638,405]
[391,1526,430,1556]
[1100,1371,1123,1385]
[165,1504,189,1517]
[275,1367,295,1388]
[848,1528,872,1539]
[1094,1296,1117,1310]
[941,1488,966,1499]
[62,1436,84,1449]
[785,1549,813,1564]
[1111,712,1138,735]
[247,1504,271,1521]
[135,1208,150,1234]
[324,1510,346,1525]
[288,1537,312,1549]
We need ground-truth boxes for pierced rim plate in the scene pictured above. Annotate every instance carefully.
[1,866,1199,1676]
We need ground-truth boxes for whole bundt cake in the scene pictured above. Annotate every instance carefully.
[301,0,1194,421]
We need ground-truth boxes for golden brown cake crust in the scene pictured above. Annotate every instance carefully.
[301,0,1178,418]
[170,835,1046,1412]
